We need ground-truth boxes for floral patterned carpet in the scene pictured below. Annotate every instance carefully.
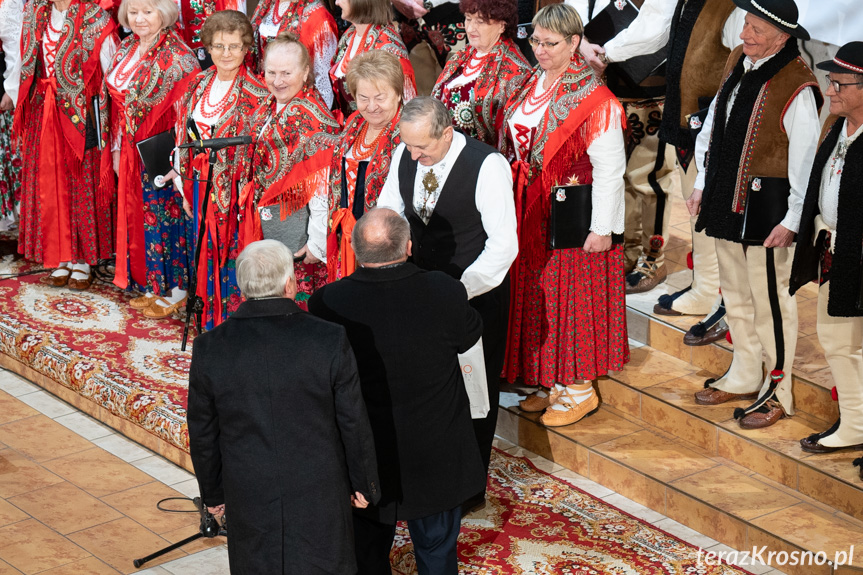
[0,256,191,459]
[392,449,752,575]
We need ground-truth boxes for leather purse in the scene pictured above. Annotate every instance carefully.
[739,176,790,245]
[549,184,592,250]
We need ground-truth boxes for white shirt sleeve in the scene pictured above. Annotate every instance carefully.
[779,87,820,233]
[307,186,329,262]
[100,35,118,76]
[0,0,23,105]
[313,30,338,109]
[603,0,677,63]
[461,152,518,299]
[585,123,626,235]
[722,8,746,49]
[376,143,407,217]
[693,96,718,191]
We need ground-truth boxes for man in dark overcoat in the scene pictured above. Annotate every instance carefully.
[188,239,380,575]
[309,208,486,575]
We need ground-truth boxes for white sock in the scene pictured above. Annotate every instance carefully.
[550,382,595,411]
[70,262,90,280]
[533,389,549,399]
[51,262,71,277]
[156,287,188,307]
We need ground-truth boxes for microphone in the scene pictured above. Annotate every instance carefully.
[179,135,253,150]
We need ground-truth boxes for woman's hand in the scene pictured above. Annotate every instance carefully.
[182,196,192,218]
[112,150,121,175]
[583,232,612,253]
[294,244,321,264]
[0,94,13,112]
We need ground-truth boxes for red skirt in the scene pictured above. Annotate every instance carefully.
[504,243,630,388]
[18,82,113,264]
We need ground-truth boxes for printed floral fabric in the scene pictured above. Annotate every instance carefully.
[0,112,21,220]
[141,169,193,295]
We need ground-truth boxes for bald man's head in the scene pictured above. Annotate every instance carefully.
[352,208,411,266]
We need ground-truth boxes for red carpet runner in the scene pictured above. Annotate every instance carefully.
[392,449,752,574]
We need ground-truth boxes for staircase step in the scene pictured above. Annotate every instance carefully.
[496,399,863,575]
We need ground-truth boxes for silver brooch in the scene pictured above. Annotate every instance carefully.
[556,189,567,202]
[752,178,762,191]
[689,115,703,130]
[260,207,273,221]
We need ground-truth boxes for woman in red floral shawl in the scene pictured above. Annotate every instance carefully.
[501,4,629,427]
[240,33,341,310]
[173,11,267,330]
[327,50,403,281]
[107,0,199,317]
[329,0,416,121]
[431,0,529,148]
[250,0,339,109]
[14,0,115,289]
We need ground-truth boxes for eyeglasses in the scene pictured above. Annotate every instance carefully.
[828,78,863,92]
[528,36,571,50]
[210,44,245,54]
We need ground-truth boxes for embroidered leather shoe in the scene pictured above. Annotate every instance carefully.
[539,391,600,427]
[519,388,561,413]
[39,265,71,287]
[625,261,667,294]
[800,437,863,454]
[684,322,729,346]
[738,401,786,430]
[67,271,93,291]
[694,385,759,406]
[130,294,157,309]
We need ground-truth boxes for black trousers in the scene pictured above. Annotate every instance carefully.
[468,275,510,484]
[353,507,462,575]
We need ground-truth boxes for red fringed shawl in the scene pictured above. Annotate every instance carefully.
[500,58,623,264]
[329,23,417,117]
[250,0,337,72]
[14,0,114,160]
[239,87,341,247]
[432,37,530,147]
[110,29,200,289]
[326,109,401,280]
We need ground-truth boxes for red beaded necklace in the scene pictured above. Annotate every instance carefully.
[112,46,142,87]
[270,0,289,26]
[43,9,63,72]
[338,26,372,75]
[351,121,385,161]
[199,73,239,119]
[462,51,490,77]
[520,74,561,116]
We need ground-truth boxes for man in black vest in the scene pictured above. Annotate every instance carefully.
[377,96,518,509]
[789,43,863,470]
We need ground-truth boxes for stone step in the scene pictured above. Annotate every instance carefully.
[496,397,863,575]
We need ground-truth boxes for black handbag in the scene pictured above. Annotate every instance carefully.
[549,184,592,250]
[739,176,790,245]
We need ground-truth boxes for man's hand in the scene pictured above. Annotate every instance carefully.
[294,244,321,264]
[392,0,427,19]
[0,94,13,112]
[763,223,794,248]
[580,41,607,74]
[207,504,225,517]
[687,188,703,217]
[583,232,612,253]
[351,492,369,509]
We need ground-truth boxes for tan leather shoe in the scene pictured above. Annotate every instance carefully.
[540,390,600,427]
[694,385,759,406]
[130,294,157,309]
[738,401,786,430]
[519,388,560,413]
[142,296,187,319]
[67,271,93,291]
[39,265,71,287]
[625,261,667,295]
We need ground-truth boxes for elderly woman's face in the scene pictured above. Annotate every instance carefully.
[264,45,309,105]
[127,0,163,41]
[464,12,505,54]
[209,31,247,76]
[531,26,576,74]
[355,79,400,131]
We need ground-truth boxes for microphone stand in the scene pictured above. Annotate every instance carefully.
[181,148,216,351]
[132,497,226,568]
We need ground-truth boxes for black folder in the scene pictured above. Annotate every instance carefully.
[583,0,667,86]
[549,184,594,250]
[739,177,790,245]
[136,129,176,182]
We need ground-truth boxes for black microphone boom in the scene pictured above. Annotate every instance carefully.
[179,135,253,150]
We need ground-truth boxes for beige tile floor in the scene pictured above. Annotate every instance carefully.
[0,366,790,575]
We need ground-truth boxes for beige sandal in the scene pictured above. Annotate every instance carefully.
[142,296,187,319]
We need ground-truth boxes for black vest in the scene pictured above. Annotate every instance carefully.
[398,137,493,279]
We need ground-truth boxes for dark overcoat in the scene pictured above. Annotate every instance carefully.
[188,297,380,575]
[308,263,486,523]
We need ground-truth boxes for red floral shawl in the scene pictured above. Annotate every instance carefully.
[326,108,401,280]
[432,37,530,147]
[14,0,114,159]
[329,24,417,118]
[239,87,341,247]
[251,0,337,72]
[110,29,200,290]
[500,58,623,263]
